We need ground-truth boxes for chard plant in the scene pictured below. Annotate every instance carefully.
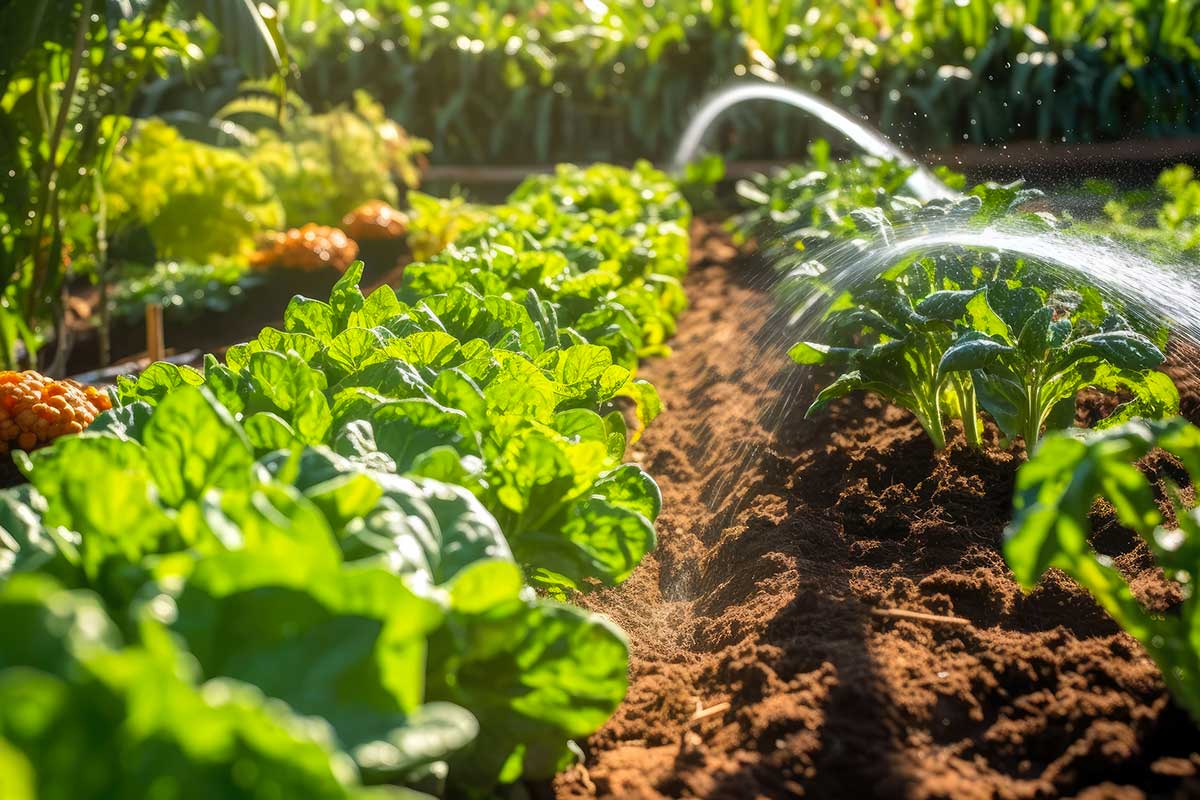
[1007,418,1200,721]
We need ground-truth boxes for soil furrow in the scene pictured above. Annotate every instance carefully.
[555,220,1200,800]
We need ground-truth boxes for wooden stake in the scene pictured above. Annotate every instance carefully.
[146,303,164,363]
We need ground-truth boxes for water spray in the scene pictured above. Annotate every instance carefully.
[672,81,958,202]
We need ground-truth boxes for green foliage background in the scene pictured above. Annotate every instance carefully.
[218,0,1200,164]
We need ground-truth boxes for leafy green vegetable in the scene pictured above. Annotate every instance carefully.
[938,282,1177,448]
[1,160,686,795]
[1007,418,1200,720]
[0,574,408,800]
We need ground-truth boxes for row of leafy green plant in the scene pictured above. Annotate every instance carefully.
[160,0,1200,166]
[0,161,691,798]
[731,143,1181,450]
[1075,165,1200,259]
[733,145,1200,726]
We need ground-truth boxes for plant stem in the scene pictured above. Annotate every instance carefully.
[1023,376,1043,454]
[95,171,111,366]
[952,374,982,448]
[916,397,947,450]
[25,0,93,321]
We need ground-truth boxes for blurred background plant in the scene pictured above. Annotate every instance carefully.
[0,1,431,372]
[244,0,1200,165]
[0,0,286,372]
[6,0,1200,374]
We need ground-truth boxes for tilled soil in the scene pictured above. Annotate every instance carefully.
[554,221,1200,800]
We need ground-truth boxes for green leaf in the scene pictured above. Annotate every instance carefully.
[592,465,661,522]
[428,560,628,788]
[1092,369,1181,429]
[353,284,407,329]
[385,332,460,369]
[140,386,254,507]
[972,370,1026,441]
[1061,331,1165,372]
[615,379,661,441]
[285,296,337,343]
[325,327,389,378]
[167,551,446,758]
[346,474,511,585]
[514,497,655,595]
[985,282,1043,335]
[226,328,324,372]
[914,288,978,322]
[938,334,1013,379]
[330,262,366,331]
[965,290,1009,339]
[86,402,152,442]
[246,350,332,444]
[0,488,59,580]
[22,437,173,578]
[115,362,204,406]
[242,412,301,452]
[1016,306,1054,359]
[788,341,833,365]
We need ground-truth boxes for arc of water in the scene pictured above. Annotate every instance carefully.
[672,81,958,203]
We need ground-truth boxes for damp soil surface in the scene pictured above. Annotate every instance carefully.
[554,220,1200,800]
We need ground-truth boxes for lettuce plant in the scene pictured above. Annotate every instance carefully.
[1007,418,1200,721]
[1,161,688,795]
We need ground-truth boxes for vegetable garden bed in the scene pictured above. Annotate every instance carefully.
[9,131,1200,800]
[555,220,1200,798]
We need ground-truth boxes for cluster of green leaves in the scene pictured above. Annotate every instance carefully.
[111,260,262,322]
[108,92,428,265]
[729,139,967,250]
[1079,165,1200,257]
[106,119,285,264]
[152,0,1200,166]
[242,90,431,228]
[744,154,1180,450]
[0,163,689,798]
[405,160,692,366]
[1007,418,1200,722]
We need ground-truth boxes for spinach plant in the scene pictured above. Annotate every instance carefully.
[790,246,1015,450]
[938,282,1177,449]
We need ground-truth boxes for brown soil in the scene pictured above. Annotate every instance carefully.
[554,221,1200,800]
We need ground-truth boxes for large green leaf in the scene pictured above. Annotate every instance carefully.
[140,386,254,507]
[165,550,451,765]
[429,560,628,789]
